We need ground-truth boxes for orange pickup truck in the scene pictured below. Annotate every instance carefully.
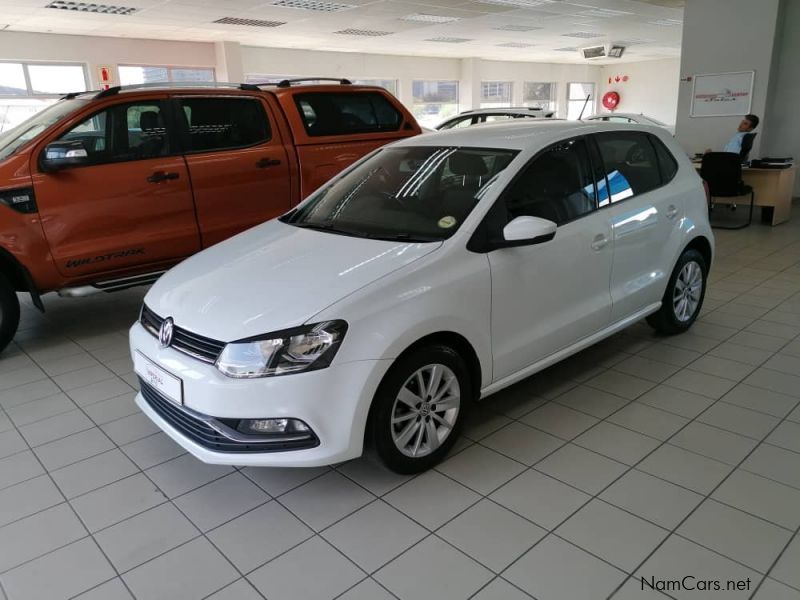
[0,80,422,351]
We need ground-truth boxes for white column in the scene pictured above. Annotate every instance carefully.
[214,41,244,83]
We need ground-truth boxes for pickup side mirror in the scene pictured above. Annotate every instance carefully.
[41,141,89,171]
[497,216,557,248]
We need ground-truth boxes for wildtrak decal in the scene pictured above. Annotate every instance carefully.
[65,248,145,268]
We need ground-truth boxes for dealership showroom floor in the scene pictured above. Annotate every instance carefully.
[0,208,798,600]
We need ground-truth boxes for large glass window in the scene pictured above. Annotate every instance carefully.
[0,61,88,133]
[523,82,556,112]
[480,81,513,108]
[118,65,215,85]
[567,82,595,120]
[284,146,517,241]
[412,80,459,129]
[294,92,402,136]
[178,97,271,152]
[593,131,662,206]
[503,138,597,225]
[352,79,398,95]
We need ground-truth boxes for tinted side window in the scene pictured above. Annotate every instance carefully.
[59,101,168,164]
[503,138,597,226]
[650,134,678,184]
[594,131,661,204]
[294,92,402,136]
[179,97,270,152]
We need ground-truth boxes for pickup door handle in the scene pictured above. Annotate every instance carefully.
[147,171,179,183]
[256,158,282,169]
[666,204,679,220]
[591,234,610,251]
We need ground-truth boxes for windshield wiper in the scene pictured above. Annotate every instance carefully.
[291,222,365,238]
[366,233,439,243]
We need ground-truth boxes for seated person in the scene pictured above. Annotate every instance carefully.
[704,114,758,155]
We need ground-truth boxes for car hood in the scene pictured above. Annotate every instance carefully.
[145,220,441,342]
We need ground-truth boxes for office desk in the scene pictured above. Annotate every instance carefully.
[694,164,796,226]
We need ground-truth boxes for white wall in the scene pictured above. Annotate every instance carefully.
[597,59,680,126]
[675,0,781,155]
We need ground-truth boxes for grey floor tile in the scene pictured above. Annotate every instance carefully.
[746,320,800,340]
[0,475,63,528]
[5,393,76,427]
[174,472,269,532]
[535,443,628,495]
[586,370,656,400]
[573,421,661,466]
[33,427,114,471]
[0,503,86,571]
[39,352,100,377]
[744,367,800,398]
[728,330,788,352]
[123,537,239,600]
[0,450,43,490]
[611,578,675,599]
[699,402,779,439]
[771,534,800,590]
[741,443,800,489]
[241,465,328,497]
[207,500,312,573]
[481,421,563,465]
[471,578,533,600]
[677,499,792,573]
[601,469,703,529]
[0,379,61,410]
[614,355,681,383]
[708,341,774,366]
[51,364,115,392]
[490,469,590,530]
[689,355,756,381]
[712,469,800,530]
[1,537,115,600]
[336,455,412,496]
[51,448,138,499]
[660,332,720,354]
[608,402,689,440]
[83,392,138,425]
[0,366,47,392]
[101,412,160,446]
[93,502,198,573]
[519,402,599,440]
[753,578,800,600]
[249,536,364,600]
[762,353,800,376]
[384,470,480,530]
[70,473,167,532]
[145,453,233,499]
[120,432,185,470]
[72,578,133,600]
[669,421,758,465]
[280,471,374,531]
[504,535,626,600]
[553,385,630,418]
[375,535,493,600]
[766,420,800,453]
[635,535,760,600]
[323,500,428,572]
[722,383,798,418]
[462,407,514,441]
[638,444,732,495]
[338,578,396,600]
[437,444,525,495]
[67,378,134,407]
[19,409,95,447]
[638,344,702,368]
[206,579,263,600]
[557,499,668,572]
[0,430,26,460]
[439,499,546,573]
[664,369,737,399]
[637,385,716,419]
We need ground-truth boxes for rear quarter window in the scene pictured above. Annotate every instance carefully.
[649,134,679,184]
[293,92,403,137]
[594,131,662,205]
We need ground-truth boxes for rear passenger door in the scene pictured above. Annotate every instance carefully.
[593,131,683,321]
[176,95,291,247]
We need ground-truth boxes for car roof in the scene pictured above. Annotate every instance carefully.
[458,107,546,115]
[395,119,669,151]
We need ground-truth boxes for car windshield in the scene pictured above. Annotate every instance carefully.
[283,146,518,242]
[0,100,88,161]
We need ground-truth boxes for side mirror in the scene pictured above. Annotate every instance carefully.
[499,216,557,247]
[41,141,89,171]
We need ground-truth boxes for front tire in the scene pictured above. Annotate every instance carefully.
[370,345,471,474]
[0,273,21,354]
[647,249,707,335]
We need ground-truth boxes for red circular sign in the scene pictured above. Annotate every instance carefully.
[602,91,620,110]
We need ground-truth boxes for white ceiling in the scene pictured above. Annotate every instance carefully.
[0,0,684,63]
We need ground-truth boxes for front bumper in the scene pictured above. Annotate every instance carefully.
[130,321,390,467]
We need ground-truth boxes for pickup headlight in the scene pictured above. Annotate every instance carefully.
[215,320,348,378]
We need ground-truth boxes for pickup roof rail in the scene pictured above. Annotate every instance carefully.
[92,82,260,99]
[248,78,353,88]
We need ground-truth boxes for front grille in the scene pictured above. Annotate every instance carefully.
[139,379,319,453]
[140,305,226,364]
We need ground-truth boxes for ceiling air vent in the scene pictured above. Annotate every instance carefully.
[425,36,472,43]
[553,46,578,52]
[45,1,139,15]
[214,17,286,27]
[271,0,354,12]
[581,45,606,59]
[607,45,626,58]
[493,24,543,31]
[334,28,392,36]
[497,42,535,47]
[401,13,460,23]
[562,31,605,39]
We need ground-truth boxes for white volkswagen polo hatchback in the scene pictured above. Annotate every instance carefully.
[130,121,713,473]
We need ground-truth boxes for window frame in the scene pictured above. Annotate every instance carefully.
[292,91,404,138]
[522,82,557,112]
[118,64,216,86]
[567,82,596,120]
[480,81,513,109]
[0,60,89,98]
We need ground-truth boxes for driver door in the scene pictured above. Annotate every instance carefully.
[488,137,614,381]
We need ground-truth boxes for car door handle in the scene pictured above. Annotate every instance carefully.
[591,234,609,251]
[255,158,282,168]
[666,204,679,220]
[147,171,179,183]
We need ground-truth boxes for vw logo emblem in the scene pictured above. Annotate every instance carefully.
[159,317,175,349]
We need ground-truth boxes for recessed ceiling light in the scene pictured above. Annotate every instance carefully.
[214,17,286,27]
[401,13,461,23]
[561,31,605,38]
[496,42,536,47]
[493,24,543,31]
[334,28,393,36]
[647,18,683,26]
[271,0,354,12]
[425,36,472,43]
[44,1,139,15]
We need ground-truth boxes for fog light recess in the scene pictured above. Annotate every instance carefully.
[237,418,310,435]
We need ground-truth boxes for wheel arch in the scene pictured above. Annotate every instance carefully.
[683,235,713,269]
[0,247,44,311]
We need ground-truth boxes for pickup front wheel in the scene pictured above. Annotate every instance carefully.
[0,273,20,354]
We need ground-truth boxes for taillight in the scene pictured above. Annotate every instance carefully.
[702,180,711,208]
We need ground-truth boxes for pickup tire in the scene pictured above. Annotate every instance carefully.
[0,272,20,354]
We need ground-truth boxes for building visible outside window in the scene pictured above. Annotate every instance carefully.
[351,79,398,96]
[118,65,215,86]
[567,82,595,120]
[523,82,557,112]
[0,61,88,133]
[480,81,513,108]
[412,80,459,129]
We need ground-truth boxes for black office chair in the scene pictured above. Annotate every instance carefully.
[740,132,757,162]
[700,152,754,230]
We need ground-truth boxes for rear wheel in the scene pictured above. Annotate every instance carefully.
[647,249,707,334]
[0,273,20,354]
[370,345,471,474]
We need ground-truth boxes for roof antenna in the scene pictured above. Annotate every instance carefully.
[577,94,591,120]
